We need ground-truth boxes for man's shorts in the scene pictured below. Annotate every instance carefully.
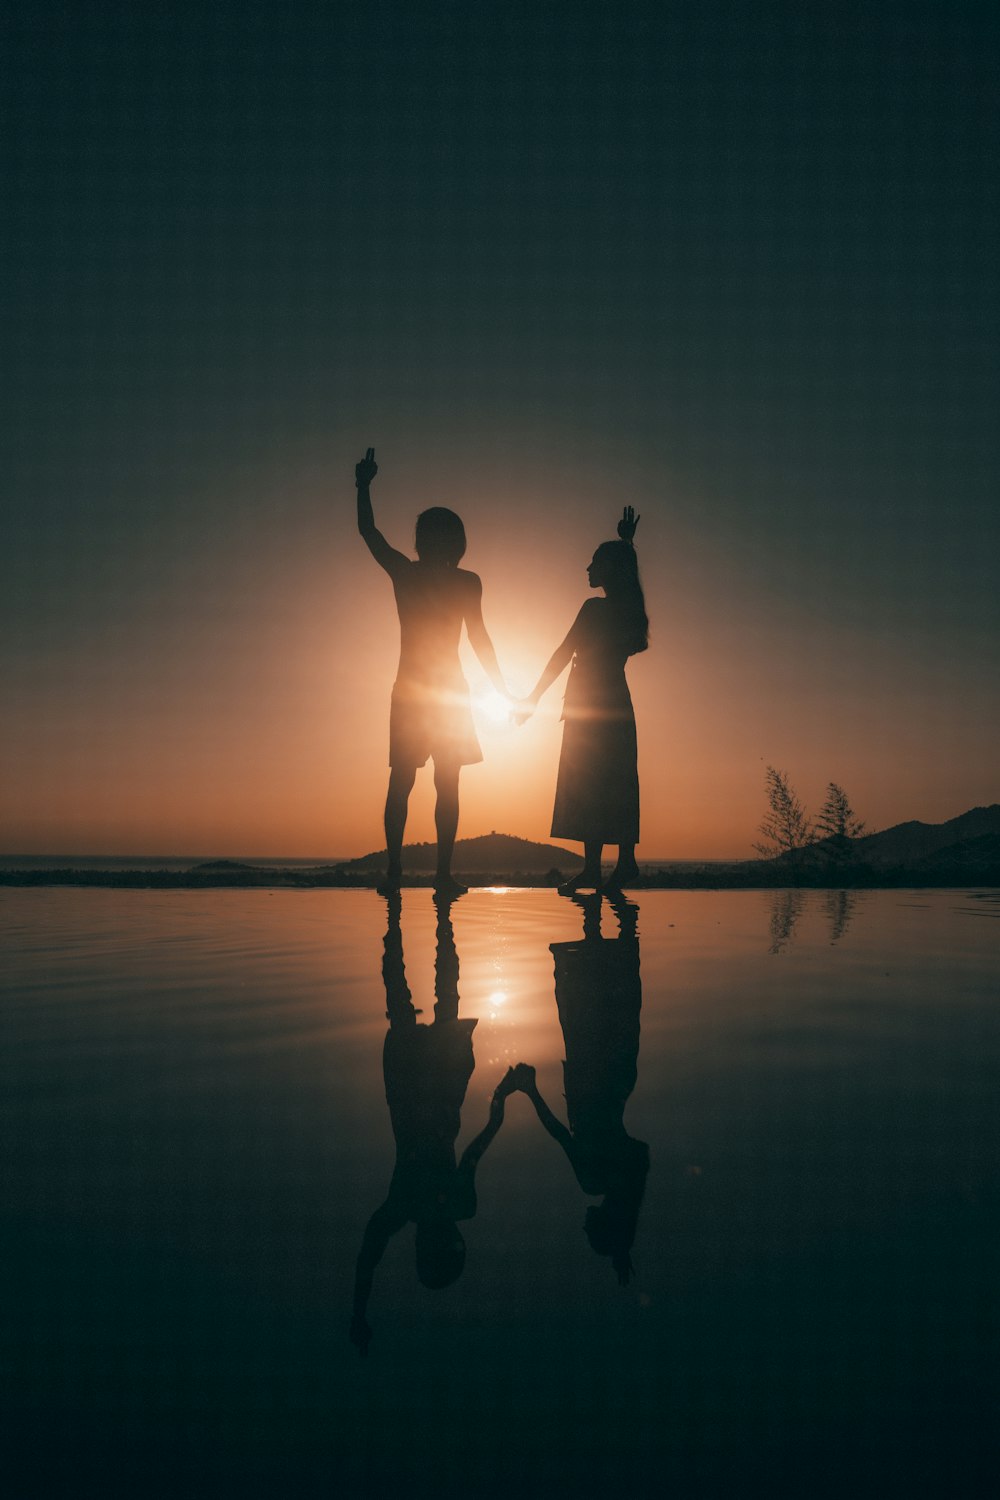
[389,679,483,768]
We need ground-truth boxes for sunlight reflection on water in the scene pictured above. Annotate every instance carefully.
[2,886,999,1495]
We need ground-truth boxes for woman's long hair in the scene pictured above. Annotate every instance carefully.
[593,540,649,655]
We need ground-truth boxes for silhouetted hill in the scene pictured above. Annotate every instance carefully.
[338,832,584,873]
[907,833,1000,880]
[749,805,1000,885]
[760,835,859,873]
[857,805,1000,866]
[192,860,259,872]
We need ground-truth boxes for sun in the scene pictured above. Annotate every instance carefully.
[474,687,513,727]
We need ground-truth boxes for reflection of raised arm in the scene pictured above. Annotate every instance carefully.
[350,1198,406,1357]
[355,447,408,578]
[463,575,509,697]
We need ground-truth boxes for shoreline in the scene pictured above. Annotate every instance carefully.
[2,866,997,891]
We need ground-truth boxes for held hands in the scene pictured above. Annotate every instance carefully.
[493,1066,519,1101]
[355,447,378,488]
[511,688,541,726]
[494,1068,539,1104]
[493,1062,537,1100]
[617,505,640,544]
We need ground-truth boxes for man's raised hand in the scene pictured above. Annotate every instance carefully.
[355,447,378,487]
[349,1313,373,1357]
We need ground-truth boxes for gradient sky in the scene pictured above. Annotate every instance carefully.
[3,0,998,858]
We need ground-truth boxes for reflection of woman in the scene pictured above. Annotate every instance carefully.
[515,893,649,1283]
[349,894,516,1355]
[519,507,648,893]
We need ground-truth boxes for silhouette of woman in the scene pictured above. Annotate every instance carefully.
[355,448,510,897]
[519,507,647,893]
[349,893,518,1355]
[511,892,648,1284]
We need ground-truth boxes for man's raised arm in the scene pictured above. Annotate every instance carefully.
[355,447,408,576]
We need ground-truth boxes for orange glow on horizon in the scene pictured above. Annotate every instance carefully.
[4,465,998,862]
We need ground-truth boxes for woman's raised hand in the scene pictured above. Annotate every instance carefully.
[355,447,378,487]
[617,505,640,543]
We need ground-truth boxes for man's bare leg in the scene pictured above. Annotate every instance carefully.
[433,760,467,897]
[381,764,416,893]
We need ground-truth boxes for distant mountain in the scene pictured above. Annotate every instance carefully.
[339,832,584,873]
[752,803,1000,883]
[856,805,1000,866]
[907,833,1000,879]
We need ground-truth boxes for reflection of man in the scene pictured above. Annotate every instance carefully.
[514,892,649,1284]
[349,894,515,1355]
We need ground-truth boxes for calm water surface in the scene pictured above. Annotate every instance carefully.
[2,888,998,1497]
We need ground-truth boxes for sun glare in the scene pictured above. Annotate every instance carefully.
[475,687,514,727]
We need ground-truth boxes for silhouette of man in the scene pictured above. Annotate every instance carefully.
[349,893,517,1355]
[355,448,509,897]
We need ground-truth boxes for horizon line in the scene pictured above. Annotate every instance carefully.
[0,851,746,866]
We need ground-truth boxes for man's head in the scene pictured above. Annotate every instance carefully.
[415,1218,467,1288]
[415,508,467,565]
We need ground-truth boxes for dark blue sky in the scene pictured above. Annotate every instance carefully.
[3,0,998,853]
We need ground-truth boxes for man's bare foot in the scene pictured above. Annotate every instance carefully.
[433,873,468,900]
[558,869,602,896]
[376,869,402,896]
[605,860,640,891]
